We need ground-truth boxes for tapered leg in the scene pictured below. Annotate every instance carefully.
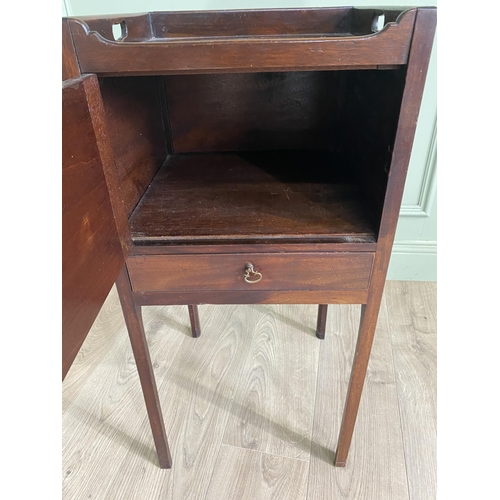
[188,305,201,338]
[316,304,328,339]
[335,302,378,466]
[115,266,172,469]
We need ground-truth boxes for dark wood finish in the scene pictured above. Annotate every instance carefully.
[128,242,377,255]
[62,75,125,379]
[165,72,340,153]
[84,76,131,255]
[98,76,168,216]
[337,67,407,228]
[62,19,80,80]
[133,289,369,307]
[71,8,405,40]
[188,305,201,338]
[115,266,172,469]
[129,152,377,245]
[334,7,437,467]
[316,305,328,340]
[127,252,374,293]
[151,8,356,38]
[63,6,436,471]
[70,12,154,42]
[350,8,402,34]
[334,303,366,467]
[67,9,416,76]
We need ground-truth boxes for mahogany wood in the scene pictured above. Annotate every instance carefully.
[115,266,172,469]
[62,6,436,471]
[70,13,153,42]
[126,253,374,293]
[62,19,80,80]
[337,68,407,227]
[70,8,404,41]
[128,242,378,255]
[129,152,377,245]
[165,72,340,153]
[84,76,131,255]
[188,305,201,338]
[334,7,437,467]
[151,8,398,38]
[132,289,369,307]
[62,75,125,379]
[98,76,168,216]
[316,305,328,340]
[67,9,416,76]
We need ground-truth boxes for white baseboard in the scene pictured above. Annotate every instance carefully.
[387,241,437,281]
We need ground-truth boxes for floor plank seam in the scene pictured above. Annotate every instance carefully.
[200,305,265,500]
[386,297,413,500]
[220,442,311,462]
[63,284,436,500]
[305,311,325,500]
[202,440,226,500]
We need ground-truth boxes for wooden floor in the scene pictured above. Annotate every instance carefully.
[62,281,436,500]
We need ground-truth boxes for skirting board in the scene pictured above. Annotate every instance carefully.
[387,241,437,281]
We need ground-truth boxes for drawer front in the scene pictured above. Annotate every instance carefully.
[127,252,373,293]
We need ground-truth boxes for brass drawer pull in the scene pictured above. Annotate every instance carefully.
[244,262,262,284]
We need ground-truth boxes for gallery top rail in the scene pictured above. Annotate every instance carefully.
[64,7,433,75]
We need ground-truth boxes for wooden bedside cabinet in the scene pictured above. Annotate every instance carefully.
[62,6,436,469]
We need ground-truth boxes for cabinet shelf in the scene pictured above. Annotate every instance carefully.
[129,151,377,246]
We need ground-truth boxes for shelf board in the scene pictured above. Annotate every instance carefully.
[129,151,377,246]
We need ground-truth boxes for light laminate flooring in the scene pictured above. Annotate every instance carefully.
[62,281,436,500]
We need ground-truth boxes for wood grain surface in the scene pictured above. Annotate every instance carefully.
[385,281,437,500]
[307,301,409,499]
[126,252,374,293]
[62,19,80,80]
[62,75,125,380]
[332,7,436,466]
[98,76,168,217]
[68,9,416,75]
[165,72,340,153]
[133,289,369,307]
[129,152,377,245]
[206,445,309,500]
[62,285,123,413]
[63,282,436,499]
[222,304,321,460]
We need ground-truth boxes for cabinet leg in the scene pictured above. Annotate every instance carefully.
[116,266,172,469]
[188,305,201,338]
[334,302,376,467]
[316,304,328,339]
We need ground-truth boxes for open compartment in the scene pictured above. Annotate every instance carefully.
[97,66,406,248]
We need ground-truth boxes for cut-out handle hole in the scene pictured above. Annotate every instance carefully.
[371,14,385,32]
[112,21,127,41]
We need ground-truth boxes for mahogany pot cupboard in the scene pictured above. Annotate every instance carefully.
[62,6,436,469]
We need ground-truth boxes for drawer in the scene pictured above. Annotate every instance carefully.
[127,252,374,293]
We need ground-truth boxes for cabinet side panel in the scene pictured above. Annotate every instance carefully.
[377,8,437,258]
[62,75,125,379]
[338,68,407,230]
[98,76,168,216]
